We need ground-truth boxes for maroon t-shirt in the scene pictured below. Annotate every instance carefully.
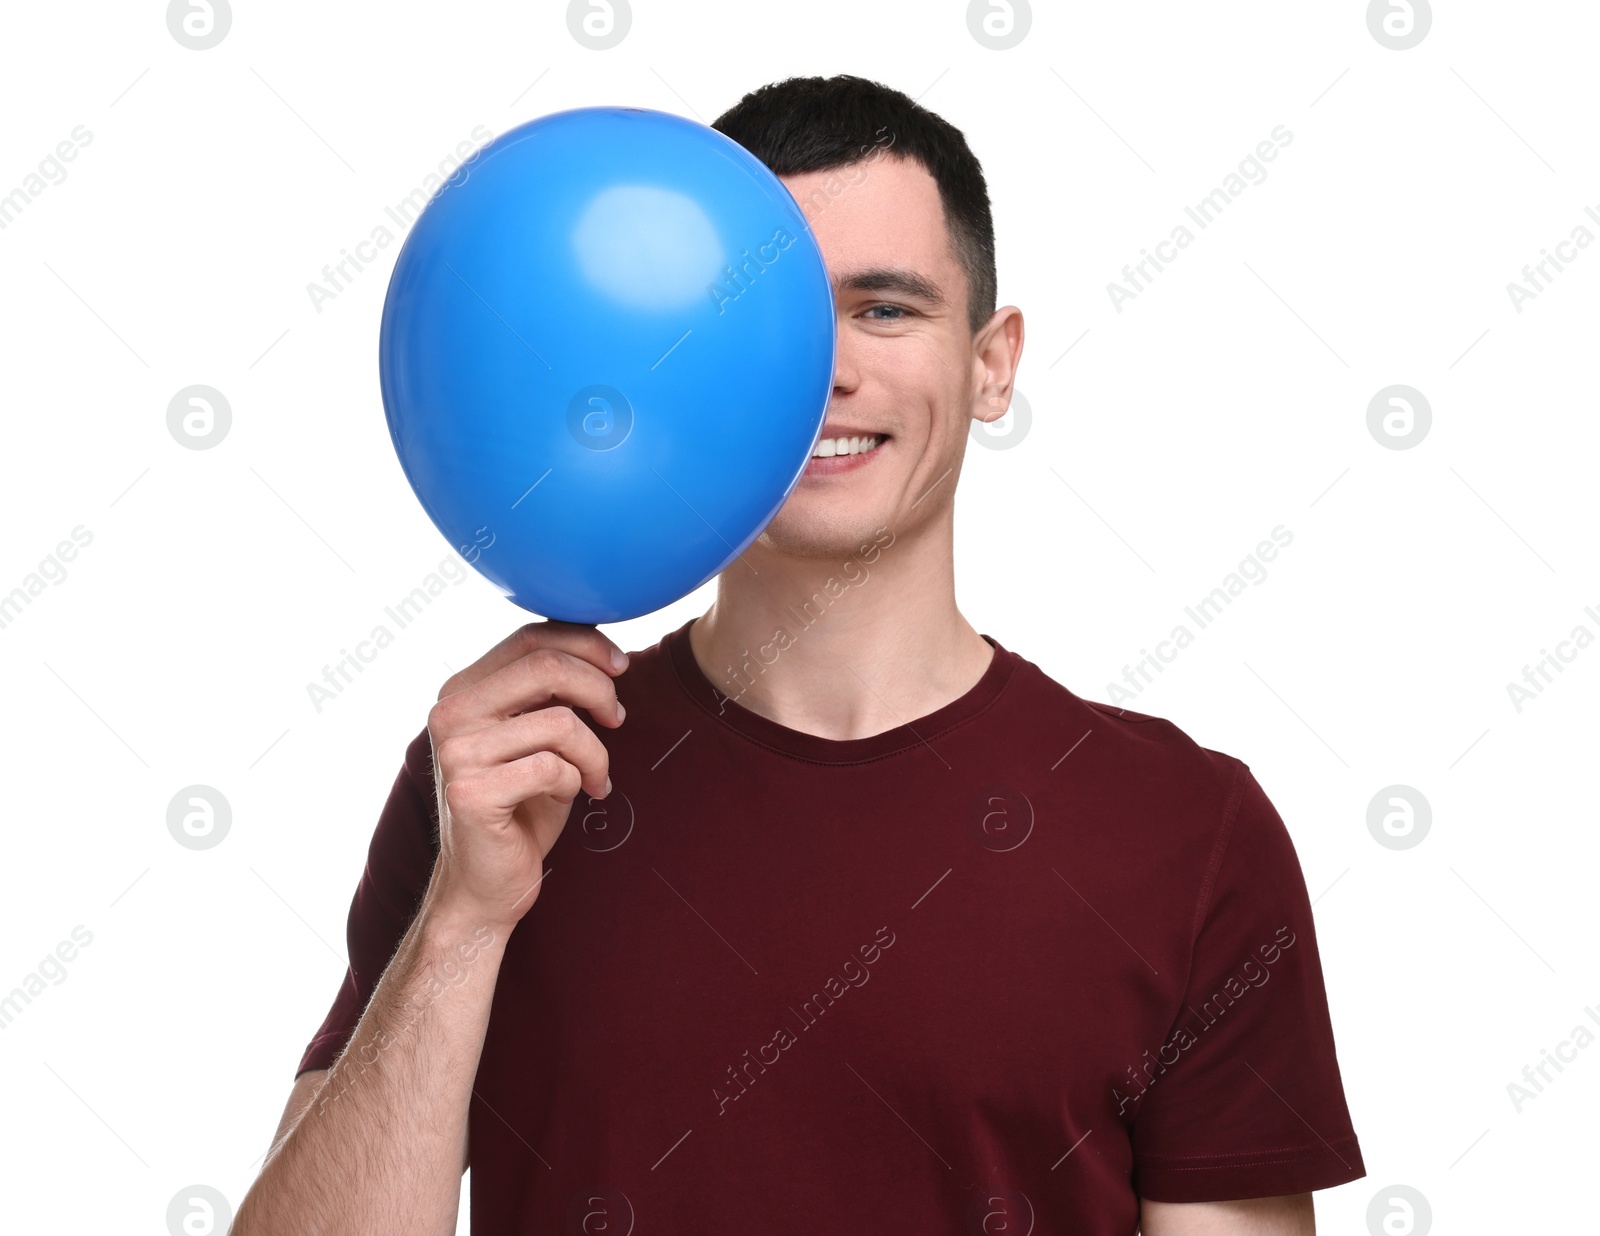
[298,617,1364,1233]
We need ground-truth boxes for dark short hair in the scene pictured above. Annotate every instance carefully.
[712,74,997,337]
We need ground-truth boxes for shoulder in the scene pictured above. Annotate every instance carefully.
[999,643,1287,946]
[1000,641,1251,827]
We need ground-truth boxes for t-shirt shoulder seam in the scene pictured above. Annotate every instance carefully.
[1084,699,1164,724]
[1189,757,1250,943]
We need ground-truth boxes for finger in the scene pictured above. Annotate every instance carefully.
[446,748,586,822]
[435,646,624,736]
[439,706,612,799]
[441,620,628,702]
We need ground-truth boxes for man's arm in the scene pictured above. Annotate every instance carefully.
[266,1068,469,1176]
[1140,1193,1314,1235]
[265,1069,327,1166]
[231,621,629,1235]
[232,896,504,1234]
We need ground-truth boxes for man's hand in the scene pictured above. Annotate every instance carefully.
[1140,1193,1314,1235]
[426,620,629,932]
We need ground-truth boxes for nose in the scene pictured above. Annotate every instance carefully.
[831,311,860,396]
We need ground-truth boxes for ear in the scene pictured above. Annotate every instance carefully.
[977,391,1010,424]
[968,305,1025,425]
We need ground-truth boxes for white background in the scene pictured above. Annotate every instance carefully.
[0,1,1594,1232]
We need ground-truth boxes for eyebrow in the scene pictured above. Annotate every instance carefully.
[831,266,949,309]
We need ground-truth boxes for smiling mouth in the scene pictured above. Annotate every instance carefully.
[811,433,887,459]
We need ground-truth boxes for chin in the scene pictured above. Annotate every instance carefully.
[756,508,888,561]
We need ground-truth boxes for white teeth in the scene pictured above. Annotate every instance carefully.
[812,435,881,459]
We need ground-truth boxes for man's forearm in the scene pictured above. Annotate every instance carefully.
[234,895,507,1236]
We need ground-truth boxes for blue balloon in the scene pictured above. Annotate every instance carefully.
[378,106,836,623]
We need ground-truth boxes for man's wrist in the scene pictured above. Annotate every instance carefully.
[415,892,509,970]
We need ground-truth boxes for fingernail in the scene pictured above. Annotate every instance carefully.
[616,703,626,723]
[611,648,628,670]
[603,775,613,796]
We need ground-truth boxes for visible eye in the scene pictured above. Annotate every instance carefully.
[862,303,913,321]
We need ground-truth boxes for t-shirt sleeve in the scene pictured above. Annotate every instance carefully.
[1129,759,1365,1201]
[294,724,440,1079]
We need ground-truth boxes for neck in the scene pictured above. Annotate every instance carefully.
[687,508,994,741]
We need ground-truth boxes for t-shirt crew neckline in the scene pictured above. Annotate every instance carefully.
[665,617,1018,765]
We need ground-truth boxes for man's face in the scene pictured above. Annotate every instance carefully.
[757,152,996,559]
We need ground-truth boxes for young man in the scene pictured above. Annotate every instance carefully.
[235,76,1364,1235]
